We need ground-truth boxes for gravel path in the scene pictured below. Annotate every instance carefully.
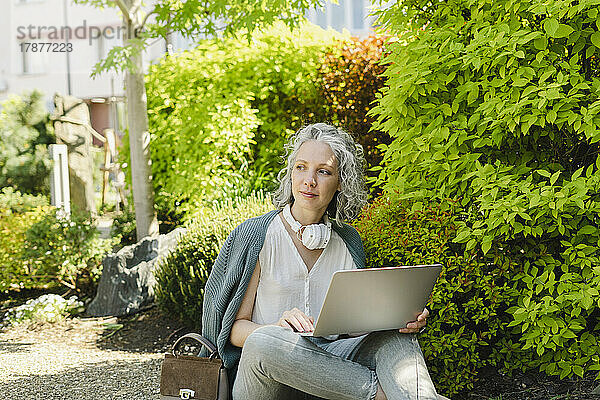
[0,318,164,400]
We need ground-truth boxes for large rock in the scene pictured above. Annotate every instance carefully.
[87,227,186,317]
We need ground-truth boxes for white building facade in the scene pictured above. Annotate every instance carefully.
[2,0,124,102]
[0,0,165,136]
[0,0,377,134]
[306,0,377,36]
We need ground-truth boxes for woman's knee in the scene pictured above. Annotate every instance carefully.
[367,331,423,363]
[240,325,294,365]
[231,374,245,399]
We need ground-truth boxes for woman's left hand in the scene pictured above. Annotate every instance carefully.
[399,308,429,334]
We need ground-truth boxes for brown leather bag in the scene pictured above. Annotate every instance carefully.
[160,333,230,400]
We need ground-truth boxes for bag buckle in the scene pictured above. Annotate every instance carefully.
[179,388,195,399]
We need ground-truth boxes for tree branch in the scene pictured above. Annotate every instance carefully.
[139,7,158,30]
[113,0,132,23]
[131,0,143,22]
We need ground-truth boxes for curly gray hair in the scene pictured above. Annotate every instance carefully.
[272,123,368,224]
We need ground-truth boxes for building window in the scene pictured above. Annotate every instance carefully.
[315,6,327,29]
[20,42,46,75]
[352,0,365,30]
[331,2,346,31]
[307,0,372,34]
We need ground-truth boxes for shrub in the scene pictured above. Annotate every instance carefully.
[0,187,49,214]
[142,25,394,220]
[155,192,272,328]
[372,0,600,386]
[0,90,54,195]
[353,196,516,396]
[0,205,52,292]
[111,206,137,248]
[143,22,344,218]
[22,209,117,295]
[317,35,391,188]
[2,294,84,327]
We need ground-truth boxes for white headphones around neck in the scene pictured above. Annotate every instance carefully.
[282,204,332,250]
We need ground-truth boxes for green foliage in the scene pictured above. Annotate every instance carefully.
[110,195,187,250]
[0,90,55,195]
[75,0,325,76]
[154,192,272,328]
[317,35,391,186]
[139,25,391,221]
[111,206,137,248]
[372,0,600,386]
[144,23,344,217]
[0,187,49,215]
[22,209,117,295]
[0,206,52,292]
[353,196,516,395]
[0,188,52,292]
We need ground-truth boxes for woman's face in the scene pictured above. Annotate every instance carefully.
[291,140,341,215]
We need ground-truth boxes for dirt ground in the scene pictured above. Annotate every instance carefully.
[107,308,600,399]
[2,292,599,400]
[467,367,600,400]
[0,288,188,355]
[95,306,190,354]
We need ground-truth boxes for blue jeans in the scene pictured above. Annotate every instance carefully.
[232,325,439,400]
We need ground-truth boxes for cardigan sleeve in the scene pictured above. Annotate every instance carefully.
[199,210,279,365]
[199,227,237,358]
[333,221,366,269]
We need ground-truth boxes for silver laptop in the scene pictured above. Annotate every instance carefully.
[298,264,442,337]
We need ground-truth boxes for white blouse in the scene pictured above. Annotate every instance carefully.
[251,213,357,326]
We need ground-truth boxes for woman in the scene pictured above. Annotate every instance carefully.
[201,123,445,399]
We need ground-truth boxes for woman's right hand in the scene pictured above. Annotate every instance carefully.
[276,308,315,333]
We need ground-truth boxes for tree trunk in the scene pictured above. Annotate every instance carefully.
[125,18,159,241]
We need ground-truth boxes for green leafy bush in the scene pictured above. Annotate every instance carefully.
[0,187,49,214]
[0,206,52,292]
[142,25,394,220]
[155,193,272,328]
[317,35,391,187]
[372,0,600,386]
[353,196,516,396]
[111,206,137,248]
[22,209,117,295]
[0,90,54,195]
[0,188,53,291]
[143,22,344,218]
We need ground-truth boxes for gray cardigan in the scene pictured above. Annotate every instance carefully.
[200,209,366,379]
